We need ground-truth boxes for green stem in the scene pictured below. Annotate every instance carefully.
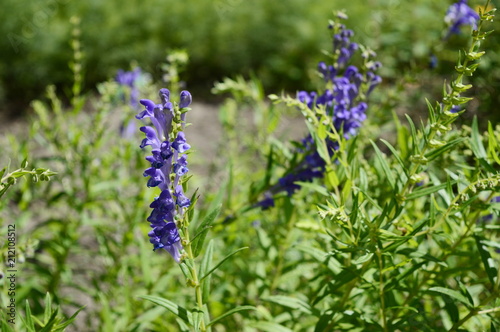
[183,224,207,331]
[376,246,389,332]
[396,4,491,207]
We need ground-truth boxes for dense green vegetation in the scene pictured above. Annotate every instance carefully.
[1,0,499,120]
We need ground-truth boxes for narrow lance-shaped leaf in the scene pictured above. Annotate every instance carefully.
[140,295,193,325]
[471,116,488,159]
[471,116,496,173]
[199,247,248,282]
[192,307,204,332]
[207,306,256,328]
[23,300,36,332]
[192,205,221,257]
[474,235,498,285]
[53,307,85,331]
[406,181,455,200]
[380,138,408,178]
[249,321,293,332]
[428,287,473,308]
[43,293,52,324]
[405,114,419,154]
[200,240,215,302]
[487,122,500,165]
[370,140,396,190]
[38,308,59,332]
[263,296,312,314]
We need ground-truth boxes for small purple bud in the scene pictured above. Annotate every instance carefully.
[179,90,192,108]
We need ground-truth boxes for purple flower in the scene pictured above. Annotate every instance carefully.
[257,15,380,209]
[256,193,275,210]
[173,155,189,176]
[116,68,141,109]
[429,54,438,69]
[174,185,191,208]
[116,68,143,138]
[179,91,192,108]
[172,132,191,153]
[444,0,479,37]
[148,222,183,262]
[137,88,194,262]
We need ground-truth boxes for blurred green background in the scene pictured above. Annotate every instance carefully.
[0,0,499,121]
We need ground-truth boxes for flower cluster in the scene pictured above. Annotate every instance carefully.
[258,13,381,208]
[444,0,480,37]
[137,88,193,262]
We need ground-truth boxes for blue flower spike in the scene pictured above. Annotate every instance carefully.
[137,88,193,262]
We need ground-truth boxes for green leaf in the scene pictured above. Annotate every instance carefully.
[199,247,248,282]
[24,300,36,332]
[21,158,29,168]
[39,308,59,332]
[140,295,193,325]
[200,240,215,301]
[295,244,341,273]
[487,122,500,165]
[206,306,256,327]
[192,307,204,332]
[405,114,419,154]
[393,110,409,159]
[471,116,487,159]
[428,287,473,307]
[396,248,445,265]
[355,187,383,212]
[470,117,496,173]
[53,307,84,331]
[43,293,52,324]
[1,313,15,332]
[426,98,436,123]
[295,181,329,196]
[425,138,465,162]
[192,205,221,257]
[248,321,293,332]
[380,138,408,178]
[474,236,498,285]
[256,227,272,250]
[370,140,396,190]
[441,293,460,323]
[406,182,453,200]
[263,296,312,314]
[385,262,426,291]
[315,310,335,332]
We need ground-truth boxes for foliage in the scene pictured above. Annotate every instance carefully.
[1,0,500,123]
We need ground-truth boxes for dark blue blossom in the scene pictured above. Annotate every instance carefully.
[137,88,193,262]
[173,155,189,177]
[444,0,479,37]
[148,222,183,262]
[116,68,143,138]
[172,132,191,153]
[116,68,142,108]
[257,13,380,208]
[429,54,438,69]
[256,193,275,210]
[174,185,191,208]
